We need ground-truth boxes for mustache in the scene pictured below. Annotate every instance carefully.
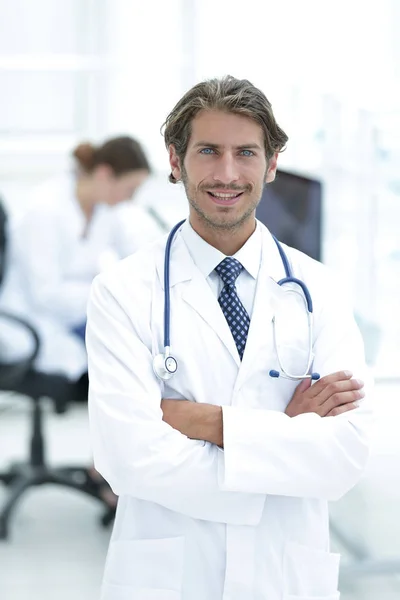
[199,183,252,193]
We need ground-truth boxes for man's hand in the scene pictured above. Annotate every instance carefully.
[285,370,365,418]
[161,399,223,447]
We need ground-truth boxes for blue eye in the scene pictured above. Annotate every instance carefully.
[240,149,254,157]
[200,148,215,154]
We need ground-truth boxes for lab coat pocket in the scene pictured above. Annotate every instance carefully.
[283,541,340,599]
[102,536,185,598]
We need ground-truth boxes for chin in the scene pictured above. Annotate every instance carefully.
[206,214,247,230]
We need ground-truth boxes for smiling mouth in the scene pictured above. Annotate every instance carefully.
[207,191,244,200]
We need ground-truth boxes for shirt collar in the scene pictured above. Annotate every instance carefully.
[180,219,262,280]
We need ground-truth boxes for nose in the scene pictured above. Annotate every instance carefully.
[212,152,240,184]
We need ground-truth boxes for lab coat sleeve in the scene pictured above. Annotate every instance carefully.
[219,278,374,501]
[14,211,90,327]
[86,273,266,525]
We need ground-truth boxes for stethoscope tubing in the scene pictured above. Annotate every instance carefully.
[157,220,319,381]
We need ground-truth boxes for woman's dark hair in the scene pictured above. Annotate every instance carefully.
[73,136,150,176]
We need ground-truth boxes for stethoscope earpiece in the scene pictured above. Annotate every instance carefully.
[269,369,321,381]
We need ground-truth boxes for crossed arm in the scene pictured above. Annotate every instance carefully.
[161,370,365,447]
[161,399,224,447]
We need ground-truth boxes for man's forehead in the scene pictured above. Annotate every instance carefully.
[188,109,264,146]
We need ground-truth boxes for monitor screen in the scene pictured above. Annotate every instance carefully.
[256,169,322,261]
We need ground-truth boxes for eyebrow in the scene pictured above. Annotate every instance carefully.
[193,141,262,150]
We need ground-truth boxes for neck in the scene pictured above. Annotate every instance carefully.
[75,177,96,221]
[190,215,257,255]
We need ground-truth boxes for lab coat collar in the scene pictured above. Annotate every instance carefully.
[155,219,284,289]
[180,219,261,280]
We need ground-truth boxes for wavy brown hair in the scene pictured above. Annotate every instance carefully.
[162,75,288,183]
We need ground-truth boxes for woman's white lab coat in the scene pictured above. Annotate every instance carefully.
[120,173,189,232]
[86,222,373,600]
[131,173,188,231]
[0,173,162,379]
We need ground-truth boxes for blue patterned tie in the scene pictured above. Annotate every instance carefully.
[215,257,250,360]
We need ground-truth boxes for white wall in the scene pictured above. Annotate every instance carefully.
[0,0,191,213]
[0,0,110,215]
[100,0,190,171]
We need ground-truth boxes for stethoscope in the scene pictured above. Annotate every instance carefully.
[152,220,320,382]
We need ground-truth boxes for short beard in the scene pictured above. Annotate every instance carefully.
[180,165,265,232]
[189,200,255,233]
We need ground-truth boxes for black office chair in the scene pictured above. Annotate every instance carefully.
[0,200,6,289]
[0,310,117,540]
[0,201,115,540]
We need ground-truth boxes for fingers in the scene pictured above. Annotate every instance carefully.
[325,402,358,417]
[295,377,312,394]
[288,370,365,419]
[312,375,363,407]
[320,378,364,412]
[308,370,354,399]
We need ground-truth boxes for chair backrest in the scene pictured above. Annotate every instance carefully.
[0,198,7,288]
[0,199,41,389]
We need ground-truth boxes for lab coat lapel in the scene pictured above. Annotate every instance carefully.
[182,269,241,368]
[156,232,240,368]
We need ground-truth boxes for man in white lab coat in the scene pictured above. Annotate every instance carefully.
[86,76,373,600]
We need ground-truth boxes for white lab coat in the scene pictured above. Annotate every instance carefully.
[0,173,162,379]
[86,222,373,600]
[120,173,189,232]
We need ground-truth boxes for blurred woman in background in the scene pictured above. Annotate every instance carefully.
[0,135,161,387]
[0,136,163,509]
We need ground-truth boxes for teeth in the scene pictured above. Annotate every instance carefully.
[210,192,240,198]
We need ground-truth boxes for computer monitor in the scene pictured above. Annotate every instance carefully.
[256,169,322,261]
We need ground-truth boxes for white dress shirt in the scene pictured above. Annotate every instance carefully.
[180,219,262,318]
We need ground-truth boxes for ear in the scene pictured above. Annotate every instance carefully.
[169,144,182,181]
[265,152,278,184]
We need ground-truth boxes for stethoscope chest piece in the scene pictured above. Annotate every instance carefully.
[153,353,178,381]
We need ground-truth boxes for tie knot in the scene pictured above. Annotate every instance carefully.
[215,257,244,286]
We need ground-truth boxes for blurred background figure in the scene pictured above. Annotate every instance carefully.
[117,151,188,233]
[0,135,163,392]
